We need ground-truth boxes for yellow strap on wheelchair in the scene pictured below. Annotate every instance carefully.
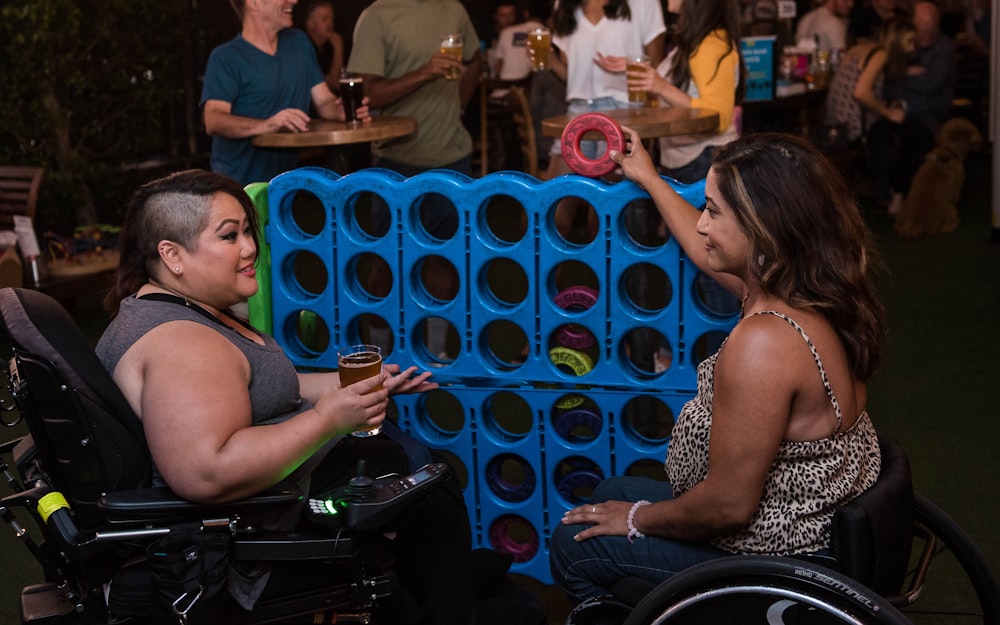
[37,492,70,523]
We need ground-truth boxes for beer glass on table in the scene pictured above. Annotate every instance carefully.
[337,344,384,437]
[339,74,365,123]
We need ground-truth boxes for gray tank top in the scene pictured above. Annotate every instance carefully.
[96,295,312,431]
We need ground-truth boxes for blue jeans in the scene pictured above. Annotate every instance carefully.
[550,97,631,159]
[549,476,729,601]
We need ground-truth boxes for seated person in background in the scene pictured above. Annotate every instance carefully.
[96,170,474,625]
[549,130,886,604]
[795,0,854,55]
[825,16,914,146]
[201,0,369,186]
[872,0,956,213]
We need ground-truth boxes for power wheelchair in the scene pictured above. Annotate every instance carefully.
[0,287,456,624]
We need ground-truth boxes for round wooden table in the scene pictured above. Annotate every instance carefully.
[541,106,719,140]
[252,116,416,148]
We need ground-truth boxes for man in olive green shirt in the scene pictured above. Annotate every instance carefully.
[347,0,482,359]
[347,0,482,177]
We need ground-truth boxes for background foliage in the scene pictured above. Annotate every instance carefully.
[0,0,229,233]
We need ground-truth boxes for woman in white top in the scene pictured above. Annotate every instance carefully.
[542,0,667,179]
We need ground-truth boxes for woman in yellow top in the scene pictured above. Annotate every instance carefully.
[602,0,744,183]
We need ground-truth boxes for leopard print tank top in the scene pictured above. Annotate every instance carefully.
[665,311,881,555]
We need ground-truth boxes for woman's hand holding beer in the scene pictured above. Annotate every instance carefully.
[315,372,389,435]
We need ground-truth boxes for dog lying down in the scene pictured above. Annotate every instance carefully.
[894,118,983,239]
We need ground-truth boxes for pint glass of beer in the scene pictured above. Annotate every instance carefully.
[337,344,384,437]
[527,27,551,71]
[626,54,651,105]
[440,34,463,80]
[339,75,365,123]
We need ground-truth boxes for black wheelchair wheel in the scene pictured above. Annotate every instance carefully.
[623,555,912,625]
[894,493,1000,625]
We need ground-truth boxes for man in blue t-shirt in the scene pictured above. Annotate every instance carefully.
[201,0,369,186]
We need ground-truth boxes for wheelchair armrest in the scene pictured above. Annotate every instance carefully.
[98,480,303,520]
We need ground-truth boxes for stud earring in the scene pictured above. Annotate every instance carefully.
[175,267,181,273]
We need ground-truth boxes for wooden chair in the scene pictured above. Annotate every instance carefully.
[476,81,540,178]
[505,86,539,178]
[0,166,44,230]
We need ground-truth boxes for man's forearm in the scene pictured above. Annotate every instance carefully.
[204,109,269,139]
[364,71,432,109]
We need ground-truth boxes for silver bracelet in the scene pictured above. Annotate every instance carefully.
[627,499,652,543]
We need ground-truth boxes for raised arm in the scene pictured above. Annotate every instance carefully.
[610,125,744,297]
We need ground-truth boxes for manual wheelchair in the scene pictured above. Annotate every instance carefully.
[561,435,999,625]
[571,433,1000,625]
[0,287,455,625]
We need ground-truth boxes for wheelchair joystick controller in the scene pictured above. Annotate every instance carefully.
[345,459,376,500]
[307,461,451,530]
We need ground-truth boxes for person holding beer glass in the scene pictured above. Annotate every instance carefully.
[201,0,371,186]
[534,0,667,180]
[96,169,476,625]
[602,0,745,183]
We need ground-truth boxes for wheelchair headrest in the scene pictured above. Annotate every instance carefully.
[0,288,150,500]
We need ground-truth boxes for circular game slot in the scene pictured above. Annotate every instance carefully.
[554,457,605,505]
[482,320,529,371]
[284,250,327,298]
[481,195,528,245]
[485,454,536,502]
[621,263,672,314]
[549,261,600,311]
[551,394,604,443]
[290,310,329,357]
[287,189,326,237]
[483,391,534,440]
[621,395,674,445]
[346,191,391,240]
[415,389,466,441]
[416,316,460,365]
[621,198,670,249]
[346,314,394,355]
[479,257,529,310]
[345,252,392,302]
[414,193,459,242]
[620,327,673,377]
[489,515,539,563]
[411,255,460,306]
[551,197,598,247]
